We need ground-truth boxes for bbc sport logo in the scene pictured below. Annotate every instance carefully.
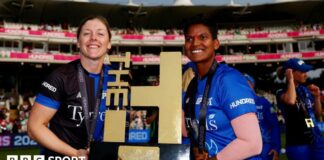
[7,155,86,160]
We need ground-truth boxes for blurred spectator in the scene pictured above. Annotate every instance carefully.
[0,88,9,111]
[276,58,324,160]
[16,96,32,133]
[244,74,281,160]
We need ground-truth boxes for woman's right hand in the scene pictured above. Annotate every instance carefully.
[76,148,89,160]
[285,69,294,82]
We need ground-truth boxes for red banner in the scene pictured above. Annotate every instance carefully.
[6,52,324,64]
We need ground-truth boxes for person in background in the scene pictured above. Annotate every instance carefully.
[28,15,114,159]
[182,17,262,160]
[276,58,324,160]
[244,74,281,160]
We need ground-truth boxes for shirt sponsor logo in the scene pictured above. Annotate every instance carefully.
[230,98,255,109]
[256,105,263,110]
[196,97,213,105]
[68,105,105,127]
[76,92,81,98]
[42,82,57,93]
[207,114,217,131]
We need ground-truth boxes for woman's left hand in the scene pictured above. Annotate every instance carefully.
[308,84,320,97]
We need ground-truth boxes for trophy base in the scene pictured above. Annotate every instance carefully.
[89,142,190,160]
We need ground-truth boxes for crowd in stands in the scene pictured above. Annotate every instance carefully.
[0,88,35,134]
[1,19,323,37]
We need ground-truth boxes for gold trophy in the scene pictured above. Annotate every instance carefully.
[89,52,189,160]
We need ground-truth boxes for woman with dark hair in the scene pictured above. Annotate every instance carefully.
[28,15,114,159]
[182,17,262,160]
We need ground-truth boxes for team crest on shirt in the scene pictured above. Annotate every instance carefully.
[76,92,81,98]
[205,139,218,157]
[196,97,213,105]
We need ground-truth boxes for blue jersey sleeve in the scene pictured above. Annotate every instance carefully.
[261,97,281,153]
[218,70,257,120]
[35,93,60,109]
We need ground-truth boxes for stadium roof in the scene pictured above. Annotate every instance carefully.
[0,0,323,28]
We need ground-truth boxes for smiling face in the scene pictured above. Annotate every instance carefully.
[184,24,219,65]
[77,18,111,61]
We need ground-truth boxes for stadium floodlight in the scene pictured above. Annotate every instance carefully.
[232,3,252,15]
[127,0,139,6]
[128,4,147,17]
[10,0,34,9]
[228,0,242,6]
[173,0,193,6]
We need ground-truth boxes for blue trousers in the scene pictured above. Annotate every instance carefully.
[286,137,324,160]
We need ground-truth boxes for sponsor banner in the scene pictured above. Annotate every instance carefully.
[44,31,66,38]
[163,35,176,40]
[256,54,281,60]
[28,54,55,61]
[141,55,160,63]
[53,54,79,61]
[315,51,324,57]
[2,28,324,40]
[64,32,76,38]
[219,34,235,40]
[128,129,150,143]
[221,55,243,62]
[268,32,288,38]
[131,55,144,62]
[320,29,324,34]
[28,30,43,36]
[9,52,79,61]
[247,33,269,39]
[233,34,247,40]
[6,51,324,64]
[4,29,29,35]
[280,53,302,59]
[10,52,29,59]
[301,52,316,58]
[163,35,184,41]
[287,31,299,37]
[298,30,320,37]
[220,55,257,62]
[0,134,38,148]
[143,35,163,41]
[122,34,144,40]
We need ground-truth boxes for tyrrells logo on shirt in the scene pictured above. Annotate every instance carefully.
[185,114,217,131]
[68,105,105,127]
[296,100,312,110]
[42,82,57,92]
